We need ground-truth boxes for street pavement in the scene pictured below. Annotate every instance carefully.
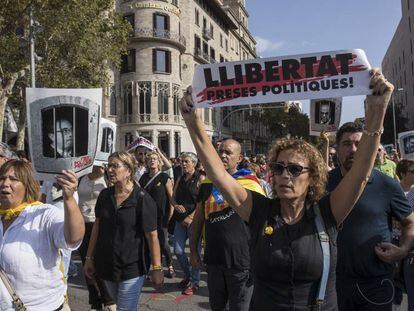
[68,252,210,311]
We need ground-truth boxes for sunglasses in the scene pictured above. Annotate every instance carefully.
[270,163,309,177]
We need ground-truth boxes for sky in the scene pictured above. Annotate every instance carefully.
[247,0,402,124]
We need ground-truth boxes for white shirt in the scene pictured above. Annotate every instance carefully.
[134,166,147,183]
[0,204,80,311]
[78,175,106,223]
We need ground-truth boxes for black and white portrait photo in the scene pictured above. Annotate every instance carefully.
[100,127,114,153]
[399,131,414,159]
[94,118,117,166]
[309,97,342,136]
[26,88,101,181]
[42,106,88,158]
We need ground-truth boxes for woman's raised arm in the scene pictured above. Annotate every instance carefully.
[180,89,253,221]
[330,69,393,224]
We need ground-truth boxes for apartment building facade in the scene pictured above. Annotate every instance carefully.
[382,0,414,130]
[103,0,269,156]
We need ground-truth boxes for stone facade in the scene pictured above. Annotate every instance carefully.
[382,0,414,130]
[105,0,267,156]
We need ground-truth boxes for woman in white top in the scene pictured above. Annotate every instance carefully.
[0,159,84,311]
[78,165,115,311]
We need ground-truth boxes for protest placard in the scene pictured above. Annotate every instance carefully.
[26,88,101,181]
[126,136,155,152]
[94,118,117,165]
[309,98,342,136]
[399,131,414,159]
[192,49,371,108]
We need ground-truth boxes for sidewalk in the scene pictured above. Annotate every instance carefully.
[68,253,210,311]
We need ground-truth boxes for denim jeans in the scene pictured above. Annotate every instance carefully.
[173,221,201,286]
[104,276,145,311]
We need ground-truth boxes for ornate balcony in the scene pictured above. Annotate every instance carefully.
[120,113,182,125]
[194,48,215,64]
[132,27,186,52]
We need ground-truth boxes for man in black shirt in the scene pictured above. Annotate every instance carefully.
[190,139,256,311]
[327,122,414,311]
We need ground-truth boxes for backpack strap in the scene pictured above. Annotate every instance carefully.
[313,203,330,309]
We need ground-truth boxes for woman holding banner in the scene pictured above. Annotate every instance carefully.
[179,69,393,310]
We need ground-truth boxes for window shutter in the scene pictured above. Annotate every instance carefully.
[153,49,157,72]
[167,51,171,73]
[166,15,170,31]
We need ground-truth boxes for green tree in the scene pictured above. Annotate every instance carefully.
[259,103,310,140]
[0,0,131,147]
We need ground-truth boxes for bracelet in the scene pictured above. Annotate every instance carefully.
[85,256,94,261]
[152,265,162,271]
[362,127,384,137]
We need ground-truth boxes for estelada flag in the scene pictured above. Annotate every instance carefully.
[202,168,265,219]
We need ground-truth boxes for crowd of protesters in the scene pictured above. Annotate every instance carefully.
[1,68,414,311]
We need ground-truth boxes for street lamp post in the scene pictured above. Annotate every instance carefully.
[392,88,404,148]
[29,5,36,88]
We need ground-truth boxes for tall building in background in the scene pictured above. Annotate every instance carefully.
[103,0,269,156]
[382,0,414,130]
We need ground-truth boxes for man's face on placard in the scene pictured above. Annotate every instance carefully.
[320,103,331,124]
[49,119,73,155]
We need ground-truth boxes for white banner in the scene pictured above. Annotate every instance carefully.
[192,49,371,108]
[309,98,342,136]
[399,131,414,159]
[26,88,101,181]
[94,118,117,165]
[126,136,155,152]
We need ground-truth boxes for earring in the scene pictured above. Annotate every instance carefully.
[308,186,315,198]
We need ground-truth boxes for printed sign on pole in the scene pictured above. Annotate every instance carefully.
[94,118,117,166]
[399,131,414,159]
[26,88,101,181]
[192,49,371,108]
[309,98,342,136]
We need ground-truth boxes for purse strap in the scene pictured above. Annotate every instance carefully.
[0,266,27,310]
[143,171,162,190]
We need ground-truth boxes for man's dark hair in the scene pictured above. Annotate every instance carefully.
[336,122,363,144]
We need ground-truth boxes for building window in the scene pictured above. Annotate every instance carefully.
[153,49,171,73]
[210,24,214,38]
[158,132,170,156]
[154,13,169,36]
[173,84,180,116]
[225,39,228,51]
[123,83,133,115]
[137,81,151,114]
[172,0,178,7]
[194,35,201,54]
[212,108,217,126]
[210,47,215,61]
[220,33,223,47]
[203,41,208,55]
[223,107,230,127]
[174,132,181,157]
[157,82,170,114]
[204,108,210,124]
[125,132,133,147]
[124,13,135,36]
[109,85,117,115]
[121,49,136,73]
[195,9,199,26]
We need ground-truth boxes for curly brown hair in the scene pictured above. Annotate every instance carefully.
[268,138,328,202]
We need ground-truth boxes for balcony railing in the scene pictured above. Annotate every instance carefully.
[120,113,182,124]
[133,27,186,50]
[194,48,215,64]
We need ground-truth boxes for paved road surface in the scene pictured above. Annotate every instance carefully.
[68,252,210,311]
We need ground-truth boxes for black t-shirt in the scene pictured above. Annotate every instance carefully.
[197,183,250,270]
[327,168,412,280]
[249,191,338,311]
[139,172,171,227]
[94,184,158,282]
[173,171,201,222]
